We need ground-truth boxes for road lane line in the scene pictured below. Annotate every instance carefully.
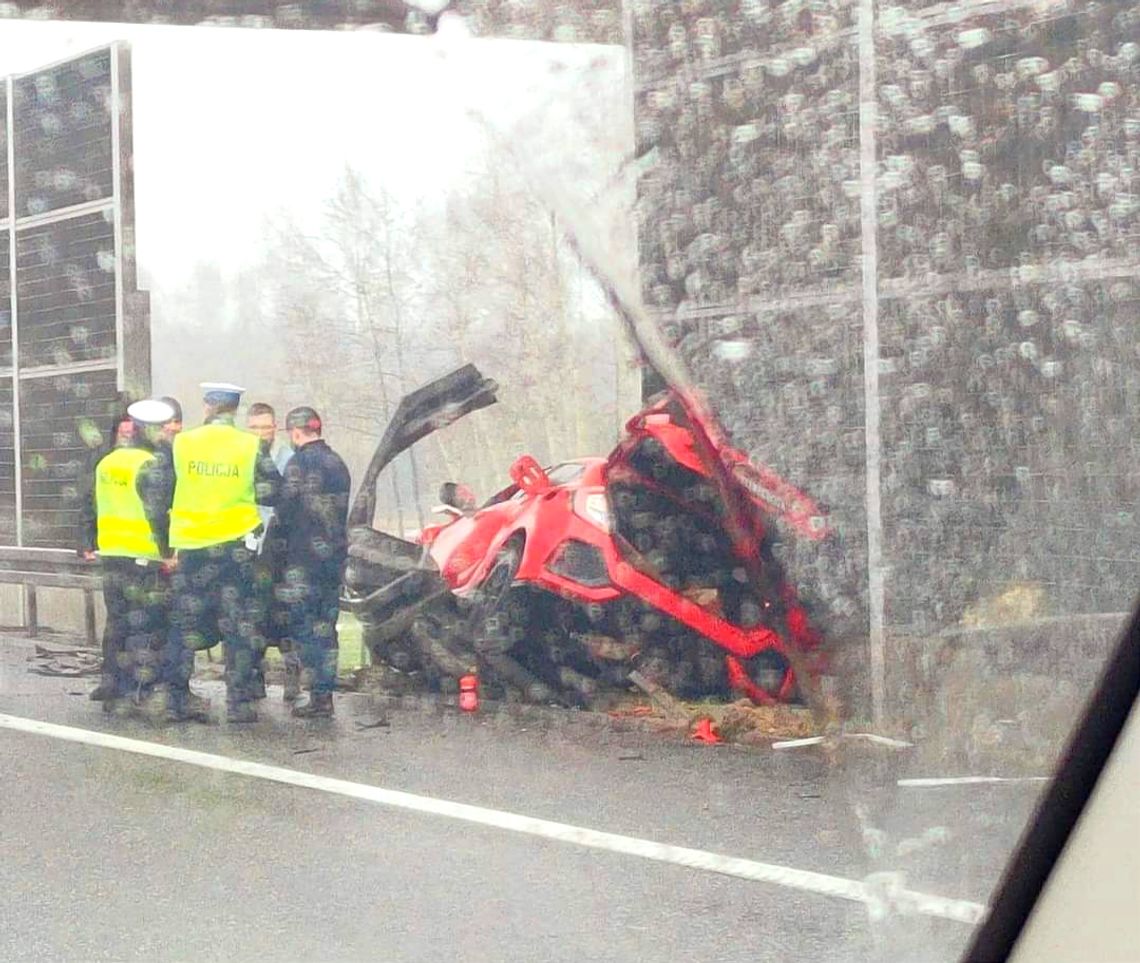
[899,777,1050,788]
[0,711,985,925]
[773,733,913,750]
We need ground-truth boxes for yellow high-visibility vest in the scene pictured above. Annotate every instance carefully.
[169,423,261,550]
[95,447,161,560]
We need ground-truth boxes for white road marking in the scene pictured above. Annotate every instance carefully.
[773,733,914,750]
[0,711,986,925]
[850,733,914,749]
[899,776,1050,788]
[773,736,826,749]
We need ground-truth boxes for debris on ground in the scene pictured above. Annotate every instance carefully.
[690,717,721,744]
[589,684,829,745]
[628,670,694,725]
[34,641,89,658]
[352,661,835,746]
[349,663,423,696]
[353,717,391,730]
[26,642,101,678]
[607,704,653,718]
[701,698,821,743]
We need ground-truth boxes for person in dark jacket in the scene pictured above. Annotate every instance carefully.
[158,396,183,445]
[79,400,177,712]
[276,406,351,718]
[246,402,298,702]
[136,397,181,697]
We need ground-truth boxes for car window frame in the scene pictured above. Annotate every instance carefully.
[963,599,1140,962]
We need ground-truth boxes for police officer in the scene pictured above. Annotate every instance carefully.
[276,406,350,718]
[80,399,177,713]
[143,396,183,687]
[81,400,136,704]
[161,382,282,723]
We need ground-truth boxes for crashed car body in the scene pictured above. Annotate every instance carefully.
[342,364,830,705]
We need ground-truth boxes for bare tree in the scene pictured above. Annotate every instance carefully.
[259,148,639,524]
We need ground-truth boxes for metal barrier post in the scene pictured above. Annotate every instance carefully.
[84,589,97,647]
[24,584,37,638]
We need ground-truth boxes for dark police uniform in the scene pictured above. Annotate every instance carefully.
[276,436,351,710]
[163,412,281,721]
[80,435,173,709]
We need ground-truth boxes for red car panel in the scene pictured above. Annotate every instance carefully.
[350,364,828,705]
[419,404,827,702]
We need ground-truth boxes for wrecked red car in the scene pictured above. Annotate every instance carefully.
[341,364,830,707]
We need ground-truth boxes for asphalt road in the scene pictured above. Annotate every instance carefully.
[0,633,1043,962]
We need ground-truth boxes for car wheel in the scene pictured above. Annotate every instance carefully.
[361,618,419,674]
[467,537,525,654]
[410,607,473,692]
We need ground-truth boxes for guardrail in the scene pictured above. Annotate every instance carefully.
[0,548,100,645]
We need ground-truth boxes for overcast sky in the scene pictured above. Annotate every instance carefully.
[0,18,625,290]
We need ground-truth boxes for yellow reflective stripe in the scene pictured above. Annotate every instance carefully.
[95,448,161,559]
[169,424,261,549]
[171,507,260,532]
[98,518,160,559]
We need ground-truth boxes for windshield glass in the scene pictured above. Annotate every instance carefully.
[546,462,587,486]
[0,6,1135,963]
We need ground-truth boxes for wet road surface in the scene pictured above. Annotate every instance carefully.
[0,633,1041,962]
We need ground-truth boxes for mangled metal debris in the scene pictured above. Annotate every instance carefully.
[341,364,834,713]
[27,641,102,678]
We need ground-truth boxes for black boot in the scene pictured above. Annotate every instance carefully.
[89,680,115,702]
[179,692,213,722]
[226,702,258,724]
[291,691,333,718]
[149,688,212,724]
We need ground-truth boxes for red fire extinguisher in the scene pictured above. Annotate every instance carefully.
[459,670,479,712]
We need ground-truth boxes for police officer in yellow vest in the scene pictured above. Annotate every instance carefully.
[80,399,177,713]
[160,382,282,723]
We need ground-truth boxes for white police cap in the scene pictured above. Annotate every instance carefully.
[200,382,246,404]
[127,399,177,426]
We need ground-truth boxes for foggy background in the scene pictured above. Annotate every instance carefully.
[0,19,641,536]
[0,7,1136,961]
